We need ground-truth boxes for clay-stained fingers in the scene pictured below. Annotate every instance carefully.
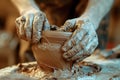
[86,36,98,54]
[62,28,87,52]
[67,50,84,61]
[69,35,98,62]
[15,16,26,39]
[32,13,45,43]
[72,36,98,62]
[63,35,91,60]
[24,14,34,41]
[58,19,76,31]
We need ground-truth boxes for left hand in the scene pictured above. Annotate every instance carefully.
[58,17,98,62]
[15,9,50,43]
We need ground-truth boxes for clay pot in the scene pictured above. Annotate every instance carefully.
[32,31,73,70]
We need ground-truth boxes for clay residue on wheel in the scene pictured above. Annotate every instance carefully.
[17,63,47,79]
[17,61,101,79]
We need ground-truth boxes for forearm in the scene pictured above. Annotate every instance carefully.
[11,0,40,14]
[81,0,114,30]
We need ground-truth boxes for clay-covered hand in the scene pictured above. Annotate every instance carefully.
[15,9,50,43]
[59,17,98,62]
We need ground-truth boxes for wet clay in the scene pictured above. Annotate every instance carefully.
[16,61,101,79]
[32,31,73,70]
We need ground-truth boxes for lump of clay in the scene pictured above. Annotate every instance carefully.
[32,31,73,70]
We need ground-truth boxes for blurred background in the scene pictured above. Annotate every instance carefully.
[0,0,119,69]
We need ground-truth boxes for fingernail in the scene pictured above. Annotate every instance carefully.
[62,47,67,52]
[63,53,68,59]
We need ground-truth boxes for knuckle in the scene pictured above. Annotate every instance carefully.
[39,12,43,16]
[34,16,40,21]
[66,41,72,49]
[63,53,68,58]
[64,52,73,59]
[33,16,44,26]
[15,18,20,25]
[39,12,45,21]
[75,33,81,41]
[83,37,89,43]
[73,45,81,53]
[79,29,87,36]
[71,38,76,46]
[79,42,85,50]
[67,50,75,57]
[41,12,46,17]
[16,16,26,26]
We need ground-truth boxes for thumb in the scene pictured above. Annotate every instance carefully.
[58,19,76,31]
[43,18,50,31]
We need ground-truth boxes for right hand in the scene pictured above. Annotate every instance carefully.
[15,9,50,43]
[59,17,98,62]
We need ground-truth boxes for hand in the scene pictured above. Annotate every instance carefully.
[15,9,50,43]
[59,17,98,62]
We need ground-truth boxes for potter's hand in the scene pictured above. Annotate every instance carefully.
[15,9,50,43]
[59,17,98,62]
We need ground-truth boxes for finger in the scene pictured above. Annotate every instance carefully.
[15,18,20,27]
[24,14,34,41]
[62,28,87,52]
[68,35,93,61]
[67,50,83,61]
[43,18,50,31]
[15,18,20,37]
[32,13,45,43]
[63,35,90,59]
[86,36,98,54]
[68,50,90,62]
[15,16,25,39]
[69,36,97,62]
[58,19,76,31]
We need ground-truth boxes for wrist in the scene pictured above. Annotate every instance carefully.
[78,14,99,30]
[20,7,41,15]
